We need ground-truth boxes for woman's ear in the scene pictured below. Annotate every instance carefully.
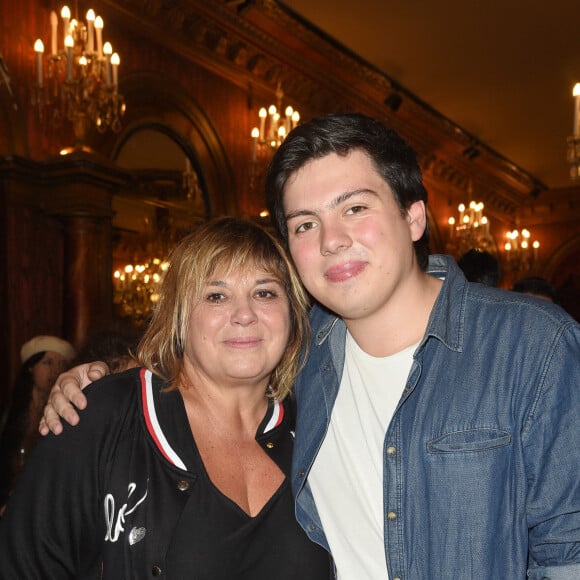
[407,201,427,241]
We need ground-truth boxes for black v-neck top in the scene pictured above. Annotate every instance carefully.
[155,380,332,580]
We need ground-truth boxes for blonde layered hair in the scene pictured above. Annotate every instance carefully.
[137,217,310,400]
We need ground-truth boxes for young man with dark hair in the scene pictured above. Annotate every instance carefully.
[265,113,580,579]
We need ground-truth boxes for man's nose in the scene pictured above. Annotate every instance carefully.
[320,222,352,255]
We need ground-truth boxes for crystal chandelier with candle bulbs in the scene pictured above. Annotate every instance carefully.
[113,258,169,325]
[445,200,494,257]
[249,82,299,190]
[502,228,540,276]
[32,5,125,147]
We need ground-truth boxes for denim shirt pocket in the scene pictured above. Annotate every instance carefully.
[427,428,512,453]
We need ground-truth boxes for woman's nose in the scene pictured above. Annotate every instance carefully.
[231,299,258,325]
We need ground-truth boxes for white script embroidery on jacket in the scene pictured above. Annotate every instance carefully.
[104,481,148,542]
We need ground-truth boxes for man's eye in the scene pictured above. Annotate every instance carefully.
[295,221,316,233]
[346,205,366,214]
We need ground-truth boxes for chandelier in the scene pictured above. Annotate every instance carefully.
[567,83,580,179]
[502,228,540,276]
[32,5,125,147]
[249,82,299,190]
[445,200,494,257]
[113,258,169,325]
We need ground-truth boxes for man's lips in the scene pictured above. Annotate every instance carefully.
[324,261,366,283]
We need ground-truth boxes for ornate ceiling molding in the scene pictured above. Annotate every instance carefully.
[102,0,545,206]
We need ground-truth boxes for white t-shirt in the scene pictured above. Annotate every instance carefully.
[308,332,416,579]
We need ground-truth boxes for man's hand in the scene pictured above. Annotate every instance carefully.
[39,361,110,436]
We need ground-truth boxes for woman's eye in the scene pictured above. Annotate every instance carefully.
[255,289,277,299]
[205,292,225,303]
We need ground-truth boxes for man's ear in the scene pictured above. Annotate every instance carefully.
[406,201,427,241]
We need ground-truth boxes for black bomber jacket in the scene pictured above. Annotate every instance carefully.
[0,367,297,579]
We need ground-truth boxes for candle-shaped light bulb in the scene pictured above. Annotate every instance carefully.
[532,240,540,249]
[481,215,489,234]
[103,42,113,85]
[573,83,580,137]
[61,6,71,46]
[448,217,455,225]
[34,40,44,86]
[251,127,259,161]
[50,11,58,55]
[291,110,300,126]
[95,16,104,59]
[65,34,74,81]
[86,9,95,53]
[111,52,120,87]
[258,107,267,140]
[268,105,277,116]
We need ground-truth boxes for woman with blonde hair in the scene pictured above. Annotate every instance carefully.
[0,217,331,579]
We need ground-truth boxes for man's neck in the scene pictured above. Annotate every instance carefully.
[344,270,442,357]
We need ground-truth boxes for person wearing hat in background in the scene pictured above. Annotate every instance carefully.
[0,335,75,513]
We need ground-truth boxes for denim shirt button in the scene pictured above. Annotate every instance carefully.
[386,446,397,455]
[387,511,397,521]
[393,577,401,580]
[298,469,305,477]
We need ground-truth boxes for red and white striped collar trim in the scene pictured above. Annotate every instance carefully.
[140,368,187,471]
[262,398,284,434]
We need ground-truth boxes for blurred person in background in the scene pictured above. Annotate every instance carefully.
[457,248,501,287]
[0,335,75,512]
[512,276,559,303]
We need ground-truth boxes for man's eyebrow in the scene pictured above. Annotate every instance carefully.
[285,188,377,222]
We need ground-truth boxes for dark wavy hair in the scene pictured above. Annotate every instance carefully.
[266,112,430,270]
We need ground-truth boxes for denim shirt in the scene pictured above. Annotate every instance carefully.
[291,254,580,580]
